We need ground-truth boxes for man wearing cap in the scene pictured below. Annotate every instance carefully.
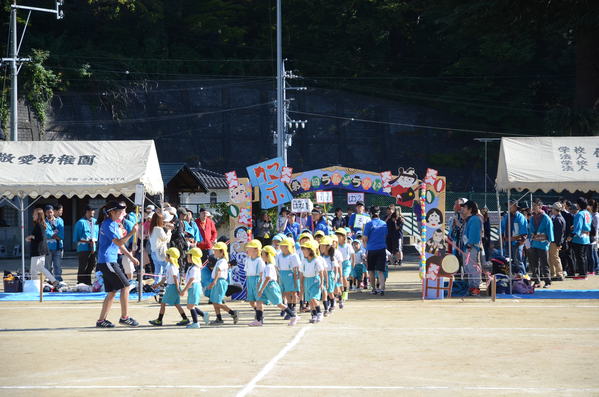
[44,204,64,282]
[195,208,218,258]
[73,206,99,285]
[348,201,370,235]
[527,200,554,288]
[363,206,388,295]
[500,200,529,275]
[96,202,140,328]
[549,202,566,281]
[311,207,330,235]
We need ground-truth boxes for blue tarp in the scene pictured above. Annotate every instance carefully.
[0,292,156,302]
[496,289,599,299]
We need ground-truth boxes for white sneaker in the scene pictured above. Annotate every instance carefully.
[316,313,323,322]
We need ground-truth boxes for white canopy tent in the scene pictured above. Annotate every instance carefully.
[495,136,599,293]
[0,140,163,293]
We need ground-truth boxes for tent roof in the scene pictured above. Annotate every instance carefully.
[0,140,163,198]
[495,136,599,193]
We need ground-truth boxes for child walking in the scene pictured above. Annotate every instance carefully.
[276,237,301,320]
[244,239,266,317]
[206,242,239,325]
[352,240,368,291]
[335,228,355,297]
[179,248,210,328]
[250,245,299,326]
[320,236,340,315]
[300,240,325,323]
[149,247,190,326]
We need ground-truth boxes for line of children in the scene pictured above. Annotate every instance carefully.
[251,245,299,326]
[149,247,190,326]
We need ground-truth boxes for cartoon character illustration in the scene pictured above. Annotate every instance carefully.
[341,174,352,186]
[231,226,251,255]
[311,176,321,188]
[389,167,418,207]
[301,178,311,191]
[361,177,373,191]
[289,179,302,192]
[426,208,444,229]
[331,173,342,185]
[425,228,446,256]
[321,173,331,185]
[351,175,362,188]
[229,184,250,204]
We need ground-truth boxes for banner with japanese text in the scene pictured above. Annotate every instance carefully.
[246,157,293,209]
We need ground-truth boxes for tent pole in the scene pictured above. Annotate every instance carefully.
[20,195,25,282]
[507,190,512,294]
[496,190,503,256]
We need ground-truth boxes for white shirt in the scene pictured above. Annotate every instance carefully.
[262,263,278,282]
[302,256,325,277]
[165,264,178,285]
[185,265,200,284]
[211,258,228,279]
[150,226,172,260]
[322,255,336,271]
[333,250,343,268]
[245,256,265,277]
[276,252,301,271]
[337,243,354,262]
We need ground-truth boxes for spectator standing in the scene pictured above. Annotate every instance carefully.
[569,197,592,276]
[277,207,290,234]
[254,212,273,246]
[73,206,99,285]
[481,207,491,262]
[331,208,346,230]
[311,208,330,235]
[527,200,554,288]
[25,208,57,286]
[500,200,528,275]
[560,200,575,276]
[196,208,218,258]
[590,199,599,273]
[284,213,301,241]
[150,211,173,283]
[44,204,64,282]
[363,206,388,295]
[461,200,483,296]
[549,202,566,281]
[386,209,404,266]
[348,201,369,235]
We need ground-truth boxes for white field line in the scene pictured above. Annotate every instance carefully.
[235,325,309,397]
[316,326,599,331]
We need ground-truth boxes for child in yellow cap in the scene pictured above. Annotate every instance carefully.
[277,237,301,319]
[319,236,340,316]
[179,248,210,328]
[149,247,190,326]
[206,241,239,325]
[250,246,299,326]
[300,240,325,323]
[244,239,265,316]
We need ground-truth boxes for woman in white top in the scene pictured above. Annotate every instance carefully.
[149,212,173,284]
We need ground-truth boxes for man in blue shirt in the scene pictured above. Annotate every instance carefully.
[44,204,64,282]
[363,206,388,295]
[527,200,554,288]
[461,200,483,296]
[569,197,592,277]
[311,208,330,235]
[73,205,99,285]
[349,201,370,235]
[96,201,140,328]
[500,200,528,275]
[284,212,301,241]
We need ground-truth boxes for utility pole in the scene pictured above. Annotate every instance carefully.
[2,1,64,141]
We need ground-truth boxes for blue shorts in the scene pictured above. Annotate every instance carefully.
[202,282,212,298]
[187,283,202,305]
[280,270,299,292]
[246,275,260,301]
[353,263,367,279]
[303,276,322,301]
[162,284,180,306]
[260,281,283,305]
[326,270,337,293]
[341,260,352,278]
[209,278,228,304]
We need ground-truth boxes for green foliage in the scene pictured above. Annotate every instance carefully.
[21,50,60,131]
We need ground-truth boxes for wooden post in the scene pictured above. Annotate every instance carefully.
[39,272,43,303]
[491,275,497,302]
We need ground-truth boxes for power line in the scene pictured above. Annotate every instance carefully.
[288,110,530,137]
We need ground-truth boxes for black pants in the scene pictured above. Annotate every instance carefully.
[572,242,589,275]
[528,247,550,284]
[559,242,574,276]
[77,251,97,285]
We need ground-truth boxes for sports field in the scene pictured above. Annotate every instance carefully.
[1,258,599,396]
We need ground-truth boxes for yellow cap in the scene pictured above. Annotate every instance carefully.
[335,228,347,236]
[330,234,339,243]
[279,237,296,253]
[262,245,277,263]
[213,241,229,261]
[299,232,313,241]
[245,239,263,251]
[166,247,181,266]
[314,230,325,238]
[300,240,319,256]
[187,247,203,265]
[319,236,333,246]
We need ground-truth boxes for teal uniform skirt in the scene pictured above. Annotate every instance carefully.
[246,275,260,301]
[187,283,202,305]
[259,280,283,305]
[327,270,337,293]
[303,275,322,301]
[352,263,367,279]
[341,259,352,278]
[162,284,180,306]
[202,281,212,298]
[209,278,228,304]
[280,270,299,292]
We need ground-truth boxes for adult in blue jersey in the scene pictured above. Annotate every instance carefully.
[73,206,99,285]
[363,206,388,296]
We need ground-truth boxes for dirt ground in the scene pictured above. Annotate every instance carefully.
[1,257,598,397]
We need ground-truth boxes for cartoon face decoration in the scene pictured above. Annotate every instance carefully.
[341,174,352,186]
[361,177,373,190]
[426,208,444,228]
[234,226,250,244]
[372,178,383,191]
[331,173,342,185]
[321,173,331,185]
[394,167,418,189]
[351,175,362,188]
[289,179,302,192]
[311,176,321,188]
[301,178,311,191]
[229,184,249,204]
